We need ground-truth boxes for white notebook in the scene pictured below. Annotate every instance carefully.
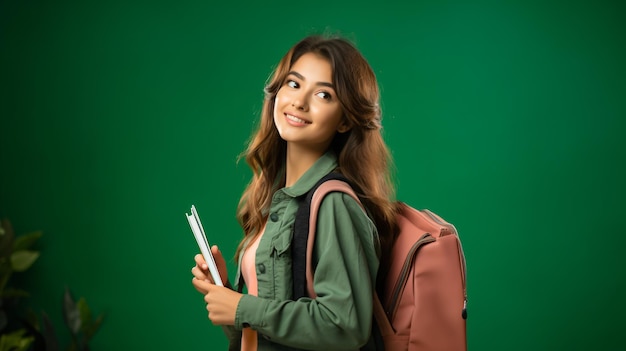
[186,205,224,287]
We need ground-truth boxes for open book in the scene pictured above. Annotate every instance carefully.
[186,205,224,287]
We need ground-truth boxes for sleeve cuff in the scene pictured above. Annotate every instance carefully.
[234,294,267,330]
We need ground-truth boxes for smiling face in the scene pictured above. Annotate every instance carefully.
[273,52,350,155]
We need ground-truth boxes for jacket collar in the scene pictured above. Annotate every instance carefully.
[282,151,338,198]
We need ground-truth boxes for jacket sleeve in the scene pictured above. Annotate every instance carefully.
[234,192,379,350]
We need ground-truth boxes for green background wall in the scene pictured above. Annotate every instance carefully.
[1,0,624,349]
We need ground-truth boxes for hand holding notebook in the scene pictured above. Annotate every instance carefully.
[186,205,224,287]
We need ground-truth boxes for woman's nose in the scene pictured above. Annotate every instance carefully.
[291,93,308,111]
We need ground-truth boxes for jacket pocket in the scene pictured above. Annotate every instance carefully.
[270,228,292,257]
[269,228,293,300]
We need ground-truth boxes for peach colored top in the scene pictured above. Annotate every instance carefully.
[240,229,264,351]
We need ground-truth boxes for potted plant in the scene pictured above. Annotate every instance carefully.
[0,219,103,351]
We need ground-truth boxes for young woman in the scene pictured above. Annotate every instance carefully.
[191,34,398,351]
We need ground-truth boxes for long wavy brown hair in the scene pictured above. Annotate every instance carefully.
[236,35,399,285]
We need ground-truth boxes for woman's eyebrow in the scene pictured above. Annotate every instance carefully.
[287,71,334,89]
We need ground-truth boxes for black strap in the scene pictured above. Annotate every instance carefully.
[291,172,348,300]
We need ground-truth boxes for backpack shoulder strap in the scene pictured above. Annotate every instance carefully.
[292,172,351,300]
[305,179,360,298]
[292,173,394,349]
[292,172,393,347]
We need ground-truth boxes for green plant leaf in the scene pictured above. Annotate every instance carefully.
[76,297,104,340]
[63,287,81,335]
[23,309,40,332]
[0,329,34,351]
[87,314,104,340]
[0,287,30,299]
[10,250,40,272]
[12,231,42,252]
[77,298,92,330]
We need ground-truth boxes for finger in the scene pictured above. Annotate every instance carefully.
[194,254,209,271]
[206,306,216,325]
[191,266,208,281]
[195,277,216,291]
[191,277,208,294]
[194,278,213,291]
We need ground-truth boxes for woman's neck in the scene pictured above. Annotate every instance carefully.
[284,144,325,188]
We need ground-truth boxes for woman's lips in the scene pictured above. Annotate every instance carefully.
[285,113,311,125]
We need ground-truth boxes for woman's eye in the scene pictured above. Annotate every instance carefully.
[317,91,332,100]
[287,80,298,88]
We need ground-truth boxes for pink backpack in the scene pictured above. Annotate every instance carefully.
[293,175,467,351]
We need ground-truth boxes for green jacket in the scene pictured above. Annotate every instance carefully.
[230,152,380,351]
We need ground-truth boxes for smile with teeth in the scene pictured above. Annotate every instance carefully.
[286,114,311,124]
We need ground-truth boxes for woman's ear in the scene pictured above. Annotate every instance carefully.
[336,118,352,133]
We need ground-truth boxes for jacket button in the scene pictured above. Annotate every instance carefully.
[270,213,279,222]
[257,263,266,274]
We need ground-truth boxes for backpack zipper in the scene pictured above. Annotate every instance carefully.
[387,233,436,320]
